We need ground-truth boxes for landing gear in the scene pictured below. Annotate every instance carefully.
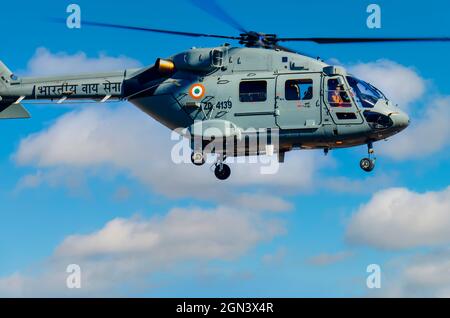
[214,164,231,180]
[191,151,205,166]
[191,149,231,180]
[360,142,376,172]
[360,158,375,172]
[214,155,231,180]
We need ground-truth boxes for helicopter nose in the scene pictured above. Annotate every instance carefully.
[390,111,410,130]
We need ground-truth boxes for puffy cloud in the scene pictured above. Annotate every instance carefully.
[346,186,450,250]
[403,257,450,297]
[13,105,324,199]
[56,206,283,260]
[0,205,285,297]
[306,251,353,266]
[348,59,426,109]
[320,173,396,195]
[21,47,141,77]
[15,50,428,200]
[230,193,293,213]
[14,168,88,197]
[10,48,327,198]
[374,250,450,298]
[379,96,450,160]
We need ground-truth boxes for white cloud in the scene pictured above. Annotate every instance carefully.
[346,186,450,250]
[14,168,88,196]
[348,59,426,109]
[403,257,450,296]
[56,206,283,260]
[21,47,141,77]
[374,250,450,298]
[13,105,325,199]
[15,50,427,200]
[306,251,353,266]
[379,96,450,160]
[0,205,285,297]
[11,48,328,198]
[230,193,293,213]
[321,173,396,195]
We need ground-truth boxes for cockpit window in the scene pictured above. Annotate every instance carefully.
[327,78,352,107]
[347,76,385,108]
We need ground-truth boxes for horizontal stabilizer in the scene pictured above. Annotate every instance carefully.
[0,103,31,120]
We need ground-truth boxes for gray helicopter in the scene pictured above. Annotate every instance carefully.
[1,4,447,180]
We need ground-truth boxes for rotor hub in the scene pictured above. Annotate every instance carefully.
[239,32,279,48]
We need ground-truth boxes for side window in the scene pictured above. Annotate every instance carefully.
[239,81,267,102]
[328,78,351,107]
[285,79,313,101]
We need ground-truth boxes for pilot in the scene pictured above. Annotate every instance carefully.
[303,86,313,100]
[286,82,300,100]
[331,84,345,106]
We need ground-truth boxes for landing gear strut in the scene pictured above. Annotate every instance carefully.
[214,155,231,180]
[360,142,376,172]
[191,146,231,180]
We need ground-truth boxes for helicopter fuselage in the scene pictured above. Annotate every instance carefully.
[128,46,409,155]
[0,46,409,164]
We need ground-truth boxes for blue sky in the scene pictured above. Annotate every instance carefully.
[0,0,449,297]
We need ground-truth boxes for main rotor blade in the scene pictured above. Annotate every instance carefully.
[188,0,247,33]
[51,18,241,40]
[272,43,317,59]
[277,37,450,44]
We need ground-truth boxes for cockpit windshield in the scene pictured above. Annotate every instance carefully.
[346,76,386,108]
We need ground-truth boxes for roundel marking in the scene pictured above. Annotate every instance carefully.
[189,84,206,100]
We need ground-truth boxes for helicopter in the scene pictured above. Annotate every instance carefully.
[0,2,447,180]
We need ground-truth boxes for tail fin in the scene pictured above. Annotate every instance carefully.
[0,60,30,119]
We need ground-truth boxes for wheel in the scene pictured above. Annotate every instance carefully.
[191,151,205,166]
[214,164,231,180]
[360,158,375,172]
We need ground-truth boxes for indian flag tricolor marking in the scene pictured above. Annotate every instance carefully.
[189,83,206,100]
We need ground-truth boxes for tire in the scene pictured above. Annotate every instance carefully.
[360,158,375,172]
[214,164,231,180]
